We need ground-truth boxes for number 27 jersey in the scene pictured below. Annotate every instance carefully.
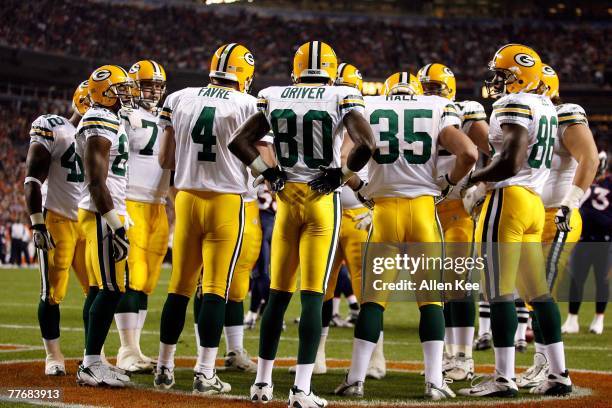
[257,84,365,183]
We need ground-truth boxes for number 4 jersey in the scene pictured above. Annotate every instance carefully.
[257,84,365,183]
[489,92,557,195]
[158,85,257,193]
[29,114,84,221]
[76,106,129,215]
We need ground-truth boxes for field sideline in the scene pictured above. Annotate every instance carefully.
[0,267,610,407]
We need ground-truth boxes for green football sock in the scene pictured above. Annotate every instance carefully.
[193,291,202,322]
[259,290,292,360]
[85,290,121,355]
[530,310,545,344]
[490,301,517,347]
[322,298,333,328]
[115,288,140,314]
[198,294,225,348]
[82,286,99,343]
[160,293,190,345]
[531,300,562,344]
[38,300,60,340]
[139,291,148,311]
[419,304,445,342]
[354,302,384,343]
[297,291,324,364]
[225,300,244,327]
[451,300,475,327]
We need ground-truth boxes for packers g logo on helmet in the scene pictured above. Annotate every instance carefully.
[292,41,337,84]
[128,60,167,109]
[486,43,542,98]
[210,43,255,93]
[383,72,422,96]
[538,63,560,99]
[88,65,135,108]
[417,63,456,100]
[335,63,363,92]
[72,80,91,116]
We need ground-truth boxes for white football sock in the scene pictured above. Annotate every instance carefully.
[195,346,218,377]
[83,354,101,368]
[255,357,274,384]
[347,338,377,384]
[535,342,546,354]
[545,342,567,374]
[565,313,578,325]
[224,325,244,353]
[115,312,138,348]
[515,322,527,342]
[332,297,341,316]
[422,340,444,387]
[137,309,147,330]
[347,294,358,306]
[454,326,474,358]
[158,342,176,370]
[371,331,384,362]
[294,363,314,394]
[444,327,455,356]
[478,317,491,336]
[494,346,515,378]
[318,327,328,356]
[43,337,62,358]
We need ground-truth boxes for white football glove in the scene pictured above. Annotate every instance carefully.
[123,212,135,230]
[462,183,487,216]
[353,211,372,231]
[110,227,130,262]
[435,174,455,205]
[32,224,55,251]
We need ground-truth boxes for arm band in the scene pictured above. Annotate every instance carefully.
[24,177,42,187]
[30,212,44,226]
[560,185,585,209]
[249,155,269,176]
[102,209,123,232]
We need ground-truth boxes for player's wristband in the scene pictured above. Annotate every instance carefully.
[102,209,123,232]
[249,155,269,176]
[24,177,42,187]
[30,212,44,226]
[560,185,585,209]
[341,164,355,184]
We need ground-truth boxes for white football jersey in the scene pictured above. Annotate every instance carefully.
[436,100,487,200]
[158,85,256,193]
[257,84,365,184]
[488,92,557,195]
[122,107,171,204]
[541,103,588,208]
[77,107,129,215]
[364,94,461,198]
[29,115,83,221]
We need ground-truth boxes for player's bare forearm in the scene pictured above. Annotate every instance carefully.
[343,110,375,172]
[159,127,176,170]
[229,112,271,165]
[563,124,599,191]
[439,125,478,184]
[85,136,114,215]
[467,120,491,156]
[256,141,276,166]
[24,143,51,215]
[470,123,528,183]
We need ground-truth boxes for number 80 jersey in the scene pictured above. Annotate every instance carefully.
[489,92,557,195]
[76,106,129,215]
[257,84,365,183]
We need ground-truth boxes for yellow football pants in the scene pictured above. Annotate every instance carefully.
[270,183,341,294]
[125,200,169,295]
[168,190,244,298]
[39,210,89,304]
[78,209,127,292]
[324,207,369,302]
[476,186,548,301]
[363,196,443,308]
[227,201,262,302]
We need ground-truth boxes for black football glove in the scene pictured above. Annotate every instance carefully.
[308,166,345,195]
[110,226,130,262]
[261,166,287,192]
[554,206,572,232]
[32,224,55,251]
[351,179,375,210]
[434,174,456,205]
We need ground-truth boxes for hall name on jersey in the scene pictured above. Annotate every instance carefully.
[198,87,230,99]
[386,95,417,101]
[280,87,325,99]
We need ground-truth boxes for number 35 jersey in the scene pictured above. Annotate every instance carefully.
[363,94,461,198]
[489,92,557,195]
[257,84,365,183]
[76,106,129,215]
[29,114,84,221]
[158,85,257,193]
[122,107,171,204]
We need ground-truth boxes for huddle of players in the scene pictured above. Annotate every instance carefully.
[24,38,599,407]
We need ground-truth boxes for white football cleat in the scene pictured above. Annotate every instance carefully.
[530,370,572,396]
[442,352,455,372]
[45,354,66,376]
[250,382,273,404]
[334,375,364,397]
[116,346,153,373]
[76,361,129,387]
[192,371,231,395]
[458,375,518,397]
[445,353,474,381]
[153,365,175,390]
[224,348,257,372]
[516,352,548,388]
[288,386,328,408]
[366,340,386,380]
[425,381,456,400]
[589,314,604,334]
[561,314,579,334]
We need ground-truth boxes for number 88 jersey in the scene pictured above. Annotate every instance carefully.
[489,92,557,195]
[77,106,129,215]
[257,84,365,183]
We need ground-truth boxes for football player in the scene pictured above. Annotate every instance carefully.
[516,64,598,389]
[334,72,478,400]
[229,41,375,407]
[154,43,257,395]
[112,60,171,373]
[458,44,571,397]
[24,81,91,376]
[75,65,133,387]
[418,63,489,381]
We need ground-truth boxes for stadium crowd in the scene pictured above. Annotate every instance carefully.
[0,0,610,85]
